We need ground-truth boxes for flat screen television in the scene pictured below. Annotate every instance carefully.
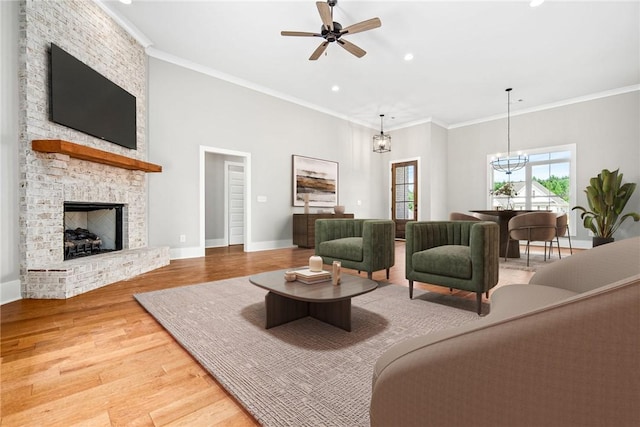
[49,43,137,150]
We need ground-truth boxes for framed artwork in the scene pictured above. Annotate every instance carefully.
[292,155,338,207]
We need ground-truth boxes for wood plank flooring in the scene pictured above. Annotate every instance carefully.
[1,242,541,426]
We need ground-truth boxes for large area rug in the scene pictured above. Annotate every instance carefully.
[135,276,479,426]
[499,252,564,271]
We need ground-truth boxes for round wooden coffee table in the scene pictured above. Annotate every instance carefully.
[249,269,378,332]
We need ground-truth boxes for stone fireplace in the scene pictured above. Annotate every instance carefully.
[18,0,169,299]
[22,141,170,299]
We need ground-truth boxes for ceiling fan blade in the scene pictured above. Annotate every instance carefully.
[337,39,366,58]
[281,31,322,37]
[309,41,330,60]
[341,17,382,35]
[316,1,333,31]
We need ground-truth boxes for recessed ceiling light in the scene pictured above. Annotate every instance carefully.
[529,0,544,7]
[120,0,132,4]
[404,53,414,61]
[331,85,340,92]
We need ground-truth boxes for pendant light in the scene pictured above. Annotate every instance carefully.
[373,114,391,153]
[490,88,528,174]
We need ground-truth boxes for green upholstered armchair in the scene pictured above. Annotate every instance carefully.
[315,219,395,280]
[405,221,499,314]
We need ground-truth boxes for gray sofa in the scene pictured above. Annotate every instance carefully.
[371,236,640,427]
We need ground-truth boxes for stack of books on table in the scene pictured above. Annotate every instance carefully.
[295,268,331,284]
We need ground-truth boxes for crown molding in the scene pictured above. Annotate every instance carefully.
[449,84,640,130]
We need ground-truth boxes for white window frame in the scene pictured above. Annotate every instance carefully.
[486,143,577,235]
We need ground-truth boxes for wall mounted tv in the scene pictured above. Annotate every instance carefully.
[49,43,137,150]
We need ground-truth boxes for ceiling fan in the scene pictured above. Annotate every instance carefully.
[281,0,382,60]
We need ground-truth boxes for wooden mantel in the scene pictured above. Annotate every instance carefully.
[32,139,162,173]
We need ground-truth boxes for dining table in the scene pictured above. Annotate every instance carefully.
[471,210,545,258]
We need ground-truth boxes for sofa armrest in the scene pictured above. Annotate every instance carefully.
[469,221,500,292]
[362,220,395,268]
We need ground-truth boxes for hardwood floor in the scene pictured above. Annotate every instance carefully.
[1,242,541,426]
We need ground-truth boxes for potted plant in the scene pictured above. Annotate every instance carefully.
[490,182,518,210]
[572,168,640,246]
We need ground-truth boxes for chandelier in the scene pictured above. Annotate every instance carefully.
[373,114,391,153]
[490,88,528,174]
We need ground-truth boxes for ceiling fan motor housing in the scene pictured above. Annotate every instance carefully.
[321,22,343,42]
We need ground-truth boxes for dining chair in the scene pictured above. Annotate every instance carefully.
[549,213,573,258]
[505,212,558,266]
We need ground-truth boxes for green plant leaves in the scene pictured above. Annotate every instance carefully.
[572,168,639,238]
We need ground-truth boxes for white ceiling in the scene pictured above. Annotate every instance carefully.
[101,0,640,130]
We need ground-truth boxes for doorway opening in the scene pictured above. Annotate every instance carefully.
[200,146,252,253]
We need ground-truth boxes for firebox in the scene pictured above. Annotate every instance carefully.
[64,202,124,260]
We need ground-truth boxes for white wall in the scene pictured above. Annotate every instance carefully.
[429,123,449,220]
[382,122,450,222]
[147,58,385,254]
[447,91,640,241]
[0,0,21,303]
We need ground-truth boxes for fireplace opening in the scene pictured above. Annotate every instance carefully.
[64,202,124,260]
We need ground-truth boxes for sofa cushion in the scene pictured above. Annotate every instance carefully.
[318,237,363,262]
[412,245,471,279]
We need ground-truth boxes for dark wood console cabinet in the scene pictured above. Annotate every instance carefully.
[293,213,354,248]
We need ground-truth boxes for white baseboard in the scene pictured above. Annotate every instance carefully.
[171,241,295,258]
[245,240,297,252]
[1,279,22,305]
[170,246,206,260]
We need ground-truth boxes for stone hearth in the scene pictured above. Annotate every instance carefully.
[26,247,169,299]
[22,144,169,299]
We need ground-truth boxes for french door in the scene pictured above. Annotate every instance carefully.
[391,160,418,239]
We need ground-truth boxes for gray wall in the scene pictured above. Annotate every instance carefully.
[447,91,640,241]
[381,122,449,222]
[147,58,386,256]
[1,0,21,302]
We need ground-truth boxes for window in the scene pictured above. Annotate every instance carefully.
[488,144,577,233]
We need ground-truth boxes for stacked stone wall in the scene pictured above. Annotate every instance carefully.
[18,0,168,298]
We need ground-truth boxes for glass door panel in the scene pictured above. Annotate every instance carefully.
[392,160,418,238]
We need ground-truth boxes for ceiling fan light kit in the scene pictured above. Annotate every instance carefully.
[281,0,382,60]
[373,114,391,153]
